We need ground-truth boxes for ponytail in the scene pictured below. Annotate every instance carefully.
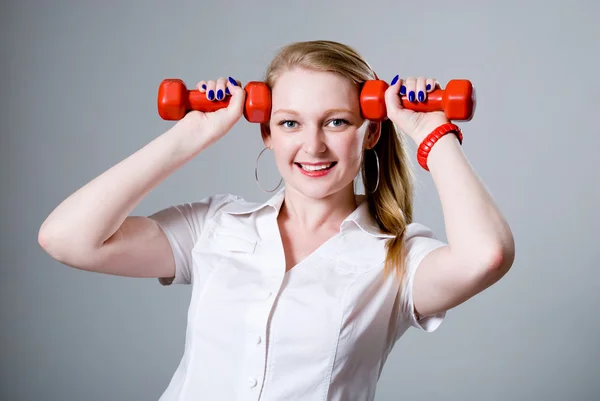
[362,119,414,281]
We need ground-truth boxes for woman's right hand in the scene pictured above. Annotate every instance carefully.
[176,76,246,148]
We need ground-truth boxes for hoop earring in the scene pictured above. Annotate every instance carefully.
[255,147,283,193]
[365,148,380,194]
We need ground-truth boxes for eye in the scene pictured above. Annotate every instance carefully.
[278,120,298,129]
[327,118,349,128]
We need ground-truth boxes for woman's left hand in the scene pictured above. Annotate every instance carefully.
[384,76,450,144]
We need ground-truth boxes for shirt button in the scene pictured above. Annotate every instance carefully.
[248,377,257,388]
[256,336,262,344]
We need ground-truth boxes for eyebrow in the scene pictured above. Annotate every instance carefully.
[272,108,354,116]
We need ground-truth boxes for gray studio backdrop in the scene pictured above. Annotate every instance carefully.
[2,1,599,400]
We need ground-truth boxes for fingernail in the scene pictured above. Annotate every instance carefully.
[202,84,207,90]
[390,75,399,86]
[418,91,424,102]
[228,76,238,86]
[208,90,214,100]
[217,89,223,100]
[400,85,406,95]
[409,91,415,102]
[426,84,431,91]
[225,88,230,95]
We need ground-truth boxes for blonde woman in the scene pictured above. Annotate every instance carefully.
[38,40,515,400]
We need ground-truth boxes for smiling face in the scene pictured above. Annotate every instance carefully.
[262,68,380,200]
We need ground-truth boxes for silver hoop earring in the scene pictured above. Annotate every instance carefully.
[365,148,380,194]
[255,147,283,193]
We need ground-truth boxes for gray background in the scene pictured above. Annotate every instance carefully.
[2,1,599,400]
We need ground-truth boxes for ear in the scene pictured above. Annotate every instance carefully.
[260,122,272,148]
[365,121,381,149]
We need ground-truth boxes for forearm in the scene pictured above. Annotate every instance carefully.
[425,134,515,268]
[39,122,208,251]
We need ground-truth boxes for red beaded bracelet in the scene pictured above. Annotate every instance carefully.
[416,123,463,171]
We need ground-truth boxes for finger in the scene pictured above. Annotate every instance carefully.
[397,77,407,96]
[388,75,406,107]
[225,76,241,97]
[389,74,404,100]
[416,76,427,103]
[384,78,404,118]
[425,78,436,93]
[228,76,242,86]
[224,78,246,115]
[205,80,216,101]
[404,76,417,103]
[389,74,401,90]
[214,77,227,101]
[196,80,207,92]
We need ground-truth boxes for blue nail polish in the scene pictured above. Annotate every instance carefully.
[225,87,230,95]
[418,91,424,102]
[426,84,431,91]
[208,90,214,100]
[217,89,223,100]
[390,75,399,86]
[228,76,238,86]
[400,85,406,95]
[409,91,415,102]
[202,84,207,90]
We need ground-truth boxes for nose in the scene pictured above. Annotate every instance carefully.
[302,126,327,155]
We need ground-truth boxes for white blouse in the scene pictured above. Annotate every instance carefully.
[148,186,447,401]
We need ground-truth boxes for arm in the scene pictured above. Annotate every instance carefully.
[38,76,245,278]
[412,134,515,317]
[38,119,212,278]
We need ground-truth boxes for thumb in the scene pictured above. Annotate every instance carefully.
[225,79,246,116]
[384,75,405,120]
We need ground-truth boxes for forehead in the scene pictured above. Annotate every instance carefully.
[270,68,360,112]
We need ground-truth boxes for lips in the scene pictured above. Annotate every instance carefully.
[294,161,337,177]
[296,162,337,171]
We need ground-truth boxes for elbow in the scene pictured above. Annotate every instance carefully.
[38,225,71,264]
[38,222,57,251]
[452,234,515,286]
[487,244,514,276]
[38,224,94,269]
[38,223,58,257]
[473,238,516,283]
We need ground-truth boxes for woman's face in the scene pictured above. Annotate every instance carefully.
[262,68,378,200]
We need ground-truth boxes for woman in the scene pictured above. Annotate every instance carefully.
[38,40,515,400]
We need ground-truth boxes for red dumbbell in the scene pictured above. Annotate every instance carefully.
[157,79,271,122]
[157,78,475,122]
[360,79,476,122]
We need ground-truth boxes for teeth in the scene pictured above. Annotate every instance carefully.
[300,163,332,171]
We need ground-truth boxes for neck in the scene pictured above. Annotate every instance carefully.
[279,183,358,233]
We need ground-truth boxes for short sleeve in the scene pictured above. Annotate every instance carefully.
[399,222,447,333]
[147,194,236,286]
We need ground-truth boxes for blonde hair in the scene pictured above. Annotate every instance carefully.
[263,40,415,281]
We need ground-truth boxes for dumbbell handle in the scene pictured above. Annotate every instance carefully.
[157,78,475,122]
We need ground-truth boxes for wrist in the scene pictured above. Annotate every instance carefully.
[425,134,462,170]
[416,123,463,171]
[165,123,210,161]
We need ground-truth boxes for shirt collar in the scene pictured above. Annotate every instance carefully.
[220,186,287,216]
[221,186,394,239]
[342,195,395,239]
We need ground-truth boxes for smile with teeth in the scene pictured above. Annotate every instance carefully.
[297,162,336,171]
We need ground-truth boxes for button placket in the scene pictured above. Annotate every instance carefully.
[242,278,277,397]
